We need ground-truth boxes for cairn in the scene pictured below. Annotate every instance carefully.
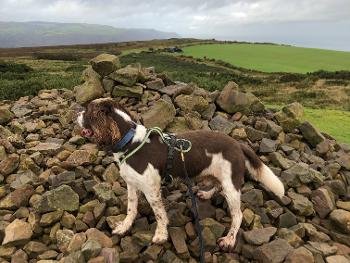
[0,53,349,262]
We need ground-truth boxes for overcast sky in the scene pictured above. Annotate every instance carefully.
[1,0,349,50]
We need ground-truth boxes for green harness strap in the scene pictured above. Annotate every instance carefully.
[116,127,191,166]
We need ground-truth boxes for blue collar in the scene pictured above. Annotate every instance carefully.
[113,123,136,152]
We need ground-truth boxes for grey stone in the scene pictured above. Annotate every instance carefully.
[243,227,277,245]
[299,121,325,147]
[254,239,293,263]
[209,115,234,134]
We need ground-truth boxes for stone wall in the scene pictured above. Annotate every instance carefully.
[0,53,350,262]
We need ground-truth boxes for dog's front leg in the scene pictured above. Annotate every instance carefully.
[144,189,169,244]
[112,184,138,235]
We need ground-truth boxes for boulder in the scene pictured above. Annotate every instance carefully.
[86,228,113,248]
[274,102,303,132]
[299,121,325,147]
[329,209,350,234]
[0,184,34,209]
[259,138,279,153]
[254,239,293,263]
[216,81,264,114]
[0,106,14,124]
[160,83,194,97]
[90,53,120,76]
[34,185,79,213]
[112,85,143,98]
[311,188,335,218]
[175,94,209,114]
[288,191,314,216]
[74,78,105,105]
[0,153,19,175]
[2,219,33,246]
[109,65,142,86]
[81,239,102,260]
[243,227,277,245]
[145,78,165,91]
[65,150,97,167]
[208,115,234,134]
[284,247,314,263]
[141,99,176,129]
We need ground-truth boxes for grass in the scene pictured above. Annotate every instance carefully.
[302,108,350,145]
[267,104,350,144]
[183,43,350,73]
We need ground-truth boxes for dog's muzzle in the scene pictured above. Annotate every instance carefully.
[81,128,93,137]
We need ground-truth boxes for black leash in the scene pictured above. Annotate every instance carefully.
[180,148,205,263]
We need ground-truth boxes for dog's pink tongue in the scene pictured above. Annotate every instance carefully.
[82,128,93,137]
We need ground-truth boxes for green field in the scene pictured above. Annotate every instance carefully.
[183,44,350,73]
[267,105,350,144]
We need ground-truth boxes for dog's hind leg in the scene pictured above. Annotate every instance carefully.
[217,179,242,251]
[210,153,242,251]
[112,184,138,235]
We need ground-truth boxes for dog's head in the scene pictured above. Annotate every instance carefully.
[77,98,135,150]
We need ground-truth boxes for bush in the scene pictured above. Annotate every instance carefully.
[308,70,350,80]
[279,73,306,82]
[33,52,80,61]
[0,61,33,73]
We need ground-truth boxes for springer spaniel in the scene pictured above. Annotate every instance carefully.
[77,98,284,251]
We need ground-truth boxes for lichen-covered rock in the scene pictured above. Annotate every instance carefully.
[288,191,315,216]
[216,81,264,114]
[65,150,97,167]
[0,106,14,124]
[112,85,143,98]
[90,53,120,77]
[74,78,105,104]
[274,102,303,132]
[109,65,142,86]
[141,99,176,129]
[34,185,79,213]
[175,94,209,114]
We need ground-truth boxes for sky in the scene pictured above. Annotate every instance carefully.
[0,0,349,51]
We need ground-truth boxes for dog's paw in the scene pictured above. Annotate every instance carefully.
[152,230,168,244]
[197,190,212,200]
[217,236,236,252]
[112,223,129,235]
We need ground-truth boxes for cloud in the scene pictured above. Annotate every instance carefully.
[0,0,349,50]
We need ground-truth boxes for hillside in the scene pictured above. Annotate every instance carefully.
[0,21,180,48]
[183,43,350,73]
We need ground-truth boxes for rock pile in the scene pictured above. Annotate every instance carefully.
[0,53,350,263]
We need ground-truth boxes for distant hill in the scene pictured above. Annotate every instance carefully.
[0,21,180,48]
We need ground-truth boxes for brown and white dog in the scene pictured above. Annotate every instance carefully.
[77,98,284,251]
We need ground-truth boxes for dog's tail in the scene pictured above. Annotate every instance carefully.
[240,144,284,198]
